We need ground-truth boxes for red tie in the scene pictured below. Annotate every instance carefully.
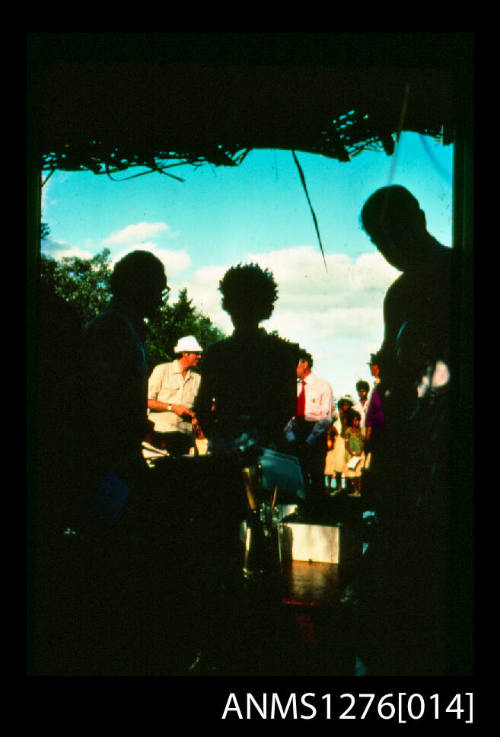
[296,380,306,417]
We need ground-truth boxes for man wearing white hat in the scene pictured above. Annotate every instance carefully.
[146,335,203,456]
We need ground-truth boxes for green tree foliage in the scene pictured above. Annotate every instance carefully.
[145,287,226,369]
[40,249,226,371]
[41,249,112,326]
[40,222,51,240]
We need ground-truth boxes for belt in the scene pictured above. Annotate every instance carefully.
[148,430,191,450]
[148,432,169,450]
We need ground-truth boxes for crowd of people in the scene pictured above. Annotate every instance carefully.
[32,184,459,676]
[323,369,384,497]
[142,309,381,508]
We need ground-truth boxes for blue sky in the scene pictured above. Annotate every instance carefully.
[41,131,454,400]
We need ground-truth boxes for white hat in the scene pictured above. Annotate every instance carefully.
[339,394,355,405]
[174,335,203,353]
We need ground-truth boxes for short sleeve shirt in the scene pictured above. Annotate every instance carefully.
[148,360,201,434]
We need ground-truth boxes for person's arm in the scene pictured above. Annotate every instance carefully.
[284,418,297,443]
[147,398,194,418]
[305,383,333,445]
[192,352,216,438]
[377,278,406,380]
[147,364,195,420]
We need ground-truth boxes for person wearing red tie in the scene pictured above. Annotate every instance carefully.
[284,349,334,514]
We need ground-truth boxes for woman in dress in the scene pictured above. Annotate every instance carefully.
[324,396,354,493]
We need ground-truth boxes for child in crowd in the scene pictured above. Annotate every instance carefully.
[324,396,354,493]
[324,421,340,490]
[343,408,365,496]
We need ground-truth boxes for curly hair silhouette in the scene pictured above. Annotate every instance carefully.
[218,262,278,327]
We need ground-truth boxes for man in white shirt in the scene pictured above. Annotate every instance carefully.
[147,335,203,456]
[285,349,334,511]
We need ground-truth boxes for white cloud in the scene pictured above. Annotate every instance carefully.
[40,236,397,398]
[245,245,397,295]
[179,244,398,397]
[41,238,94,261]
[103,221,179,245]
[42,237,192,281]
[178,264,229,326]
[101,222,189,280]
[109,245,191,276]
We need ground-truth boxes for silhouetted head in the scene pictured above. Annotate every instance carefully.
[297,348,313,379]
[110,250,168,319]
[219,263,278,329]
[360,185,431,271]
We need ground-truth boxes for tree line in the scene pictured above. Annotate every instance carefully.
[40,247,226,371]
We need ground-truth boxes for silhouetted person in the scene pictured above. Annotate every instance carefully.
[194,263,298,451]
[79,250,168,502]
[69,251,201,675]
[352,185,456,675]
[361,185,454,422]
[192,263,299,673]
[33,257,169,675]
[360,185,454,508]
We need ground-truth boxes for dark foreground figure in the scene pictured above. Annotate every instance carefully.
[30,260,300,676]
[350,185,464,675]
[30,252,208,675]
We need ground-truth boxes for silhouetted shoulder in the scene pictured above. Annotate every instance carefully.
[203,330,297,365]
